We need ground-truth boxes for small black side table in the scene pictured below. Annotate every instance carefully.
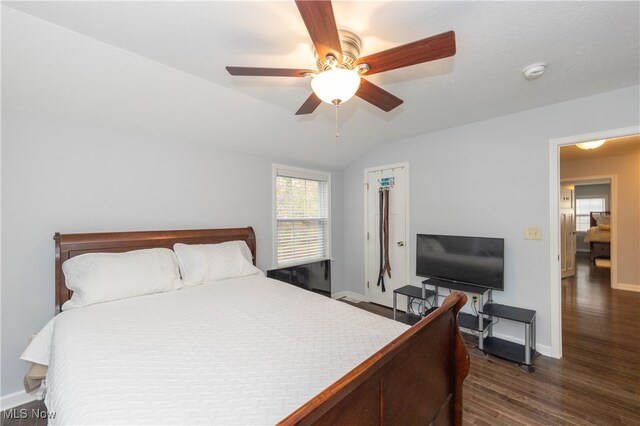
[479,303,537,372]
[392,285,436,326]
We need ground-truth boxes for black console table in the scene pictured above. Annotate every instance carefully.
[422,278,493,333]
[480,303,536,372]
[392,285,436,325]
[420,278,537,372]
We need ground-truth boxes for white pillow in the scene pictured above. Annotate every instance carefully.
[173,241,262,286]
[62,248,182,310]
[595,214,611,226]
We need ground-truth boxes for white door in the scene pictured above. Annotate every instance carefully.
[365,165,407,308]
[560,185,576,279]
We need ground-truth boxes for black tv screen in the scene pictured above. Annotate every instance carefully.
[416,234,504,290]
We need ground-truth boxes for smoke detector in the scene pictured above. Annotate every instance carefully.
[523,63,547,80]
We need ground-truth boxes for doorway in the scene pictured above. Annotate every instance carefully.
[364,163,409,308]
[549,126,639,358]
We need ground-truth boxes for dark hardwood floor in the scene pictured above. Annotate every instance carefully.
[346,253,640,425]
[3,254,638,425]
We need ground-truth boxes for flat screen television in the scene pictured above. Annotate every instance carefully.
[416,234,504,291]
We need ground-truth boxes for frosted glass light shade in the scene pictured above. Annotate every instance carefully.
[576,140,606,150]
[311,69,361,105]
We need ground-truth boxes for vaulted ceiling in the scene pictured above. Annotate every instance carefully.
[3,1,639,168]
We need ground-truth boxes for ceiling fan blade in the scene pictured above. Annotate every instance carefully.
[226,67,313,77]
[295,0,342,62]
[295,93,323,115]
[356,31,456,75]
[356,79,403,112]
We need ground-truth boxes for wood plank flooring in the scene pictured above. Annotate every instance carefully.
[3,254,638,425]
[346,254,640,425]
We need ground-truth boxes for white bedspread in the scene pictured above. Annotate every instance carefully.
[37,276,408,425]
[584,226,610,243]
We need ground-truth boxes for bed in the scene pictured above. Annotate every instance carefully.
[584,211,611,262]
[33,227,469,425]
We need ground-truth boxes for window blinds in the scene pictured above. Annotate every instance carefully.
[275,168,329,265]
[575,197,606,232]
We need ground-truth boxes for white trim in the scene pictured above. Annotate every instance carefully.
[549,125,639,359]
[331,291,366,302]
[363,162,410,303]
[615,283,640,292]
[489,331,552,358]
[0,390,39,411]
[272,164,332,269]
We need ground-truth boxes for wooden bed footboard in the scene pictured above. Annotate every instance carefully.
[280,292,470,426]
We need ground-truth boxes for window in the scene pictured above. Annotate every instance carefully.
[274,165,330,266]
[576,197,606,232]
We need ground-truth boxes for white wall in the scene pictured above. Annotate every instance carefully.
[341,86,640,354]
[0,108,344,397]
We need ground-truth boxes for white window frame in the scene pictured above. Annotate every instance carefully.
[272,164,331,268]
[575,195,608,232]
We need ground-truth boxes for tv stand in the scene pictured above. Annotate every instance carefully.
[422,278,537,372]
[421,278,492,332]
[479,303,537,372]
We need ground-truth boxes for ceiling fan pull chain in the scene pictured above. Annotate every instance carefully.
[335,103,340,138]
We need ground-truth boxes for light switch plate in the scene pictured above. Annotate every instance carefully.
[525,227,542,240]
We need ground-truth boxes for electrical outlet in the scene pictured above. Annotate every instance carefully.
[525,227,542,240]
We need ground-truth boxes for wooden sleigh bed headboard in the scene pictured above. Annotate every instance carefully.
[53,226,469,425]
[590,211,610,227]
[54,227,256,314]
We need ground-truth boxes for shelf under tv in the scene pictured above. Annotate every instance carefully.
[396,307,438,326]
[457,312,492,332]
[421,277,496,294]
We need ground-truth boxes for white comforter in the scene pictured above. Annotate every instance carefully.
[584,226,610,243]
[26,276,408,425]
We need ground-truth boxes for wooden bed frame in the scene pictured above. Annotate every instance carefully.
[588,211,611,262]
[54,227,470,425]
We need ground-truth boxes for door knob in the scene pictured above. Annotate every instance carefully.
[397,241,405,247]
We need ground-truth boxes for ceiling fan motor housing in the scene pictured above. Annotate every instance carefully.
[315,29,362,70]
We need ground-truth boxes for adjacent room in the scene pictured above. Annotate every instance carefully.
[2,1,639,425]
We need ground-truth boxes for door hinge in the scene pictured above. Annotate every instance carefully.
[367,231,370,240]
[365,183,369,190]
[367,281,370,288]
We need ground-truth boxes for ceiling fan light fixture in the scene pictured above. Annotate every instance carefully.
[576,139,606,150]
[311,68,361,105]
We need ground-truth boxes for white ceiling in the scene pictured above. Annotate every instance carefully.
[3,1,639,168]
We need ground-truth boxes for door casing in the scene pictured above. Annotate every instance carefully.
[560,184,576,279]
[549,125,637,359]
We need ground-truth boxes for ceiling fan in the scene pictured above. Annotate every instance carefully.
[226,0,456,115]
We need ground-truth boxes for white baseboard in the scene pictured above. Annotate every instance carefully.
[461,329,552,358]
[613,282,640,292]
[332,291,366,302]
[490,331,553,358]
[0,389,40,411]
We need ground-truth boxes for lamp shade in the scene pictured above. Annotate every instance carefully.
[576,140,606,150]
[311,68,361,105]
